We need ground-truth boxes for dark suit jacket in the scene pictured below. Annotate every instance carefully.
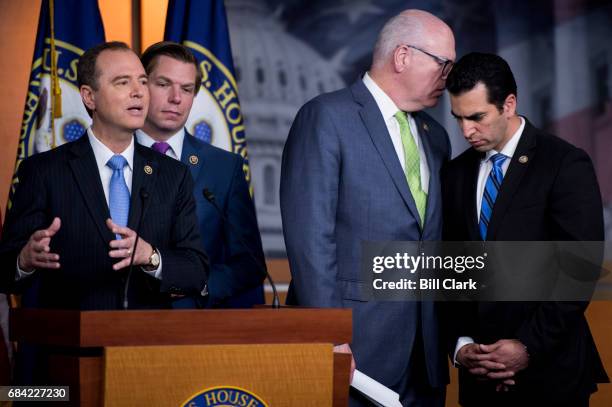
[176,133,265,308]
[281,79,451,404]
[0,134,208,310]
[442,118,608,405]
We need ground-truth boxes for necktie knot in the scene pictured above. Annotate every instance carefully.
[106,154,128,171]
[394,110,408,126]
[490,153,507,169]
[152,141,171,155]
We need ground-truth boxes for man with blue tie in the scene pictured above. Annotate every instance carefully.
[0,41,209,308]
[281,9,455,406]
[442,52,608,406]
[137,42,266,308]
[0,41,209,386]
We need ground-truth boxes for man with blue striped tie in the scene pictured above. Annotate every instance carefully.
[441,53,607,406]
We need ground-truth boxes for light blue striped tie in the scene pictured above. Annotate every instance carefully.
[479,153,507,240]
[107,155,130,239]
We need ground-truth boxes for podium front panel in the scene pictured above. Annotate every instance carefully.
[103,343,334,406]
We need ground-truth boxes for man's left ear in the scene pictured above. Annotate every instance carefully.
[503,94,517,117]
[80,85,96,112]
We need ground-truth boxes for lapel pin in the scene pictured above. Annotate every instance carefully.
[189,155,199,165]
[144,165,153,175]
[423,123,429,132]
[518,155,528,164]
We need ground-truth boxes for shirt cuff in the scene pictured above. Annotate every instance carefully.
[454,336,475,366]
[15,257,35,281]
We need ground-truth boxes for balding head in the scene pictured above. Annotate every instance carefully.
[369,9,455,111]
[372,10,454,69]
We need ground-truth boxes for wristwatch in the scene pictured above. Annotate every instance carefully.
[144,247,160,270]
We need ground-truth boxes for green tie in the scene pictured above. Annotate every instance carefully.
[394,111,427,226]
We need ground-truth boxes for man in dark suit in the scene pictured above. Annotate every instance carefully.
[137,42,265,308]
[281,10,455,406]
[442,52,608,406]
[0,41,209,310]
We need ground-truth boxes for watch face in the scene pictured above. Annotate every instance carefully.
[151,251,160,267]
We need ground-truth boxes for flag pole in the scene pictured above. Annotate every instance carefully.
[49,0,62,149]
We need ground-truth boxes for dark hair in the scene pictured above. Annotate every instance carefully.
[446,52,517,110]
[140,41,202,92]
[77,41,132,90]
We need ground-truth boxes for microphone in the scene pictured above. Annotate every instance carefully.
[202,188,280,308]
[123,187,149,309]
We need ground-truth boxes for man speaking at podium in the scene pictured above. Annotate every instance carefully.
[0,41,209,311]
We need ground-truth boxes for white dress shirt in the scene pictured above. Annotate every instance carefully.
[88,127,134,201]
[475,117,525,216]
[135,128,185,160]
[362,72,430,193]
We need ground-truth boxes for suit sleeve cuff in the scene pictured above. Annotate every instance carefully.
[16,258,35,281]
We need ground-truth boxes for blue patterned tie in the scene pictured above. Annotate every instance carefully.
[479,153,507,240]
[106,155,130,239]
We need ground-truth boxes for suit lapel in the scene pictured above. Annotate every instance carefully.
[486,120,537,240]
[68,135,115,242]
[464,150,482,241]
[128,142,158,230]
[181,132,205,182]
[351,80,423,229]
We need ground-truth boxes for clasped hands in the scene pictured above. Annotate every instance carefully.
[457,339,529,392]
[18,217,154,272]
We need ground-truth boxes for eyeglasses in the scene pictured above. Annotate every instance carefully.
[404,45,454,76]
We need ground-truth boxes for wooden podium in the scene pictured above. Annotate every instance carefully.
[10,308,352,406]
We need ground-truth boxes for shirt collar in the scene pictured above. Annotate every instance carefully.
[135,128,185,160]
[363,72,401,122]
[485,116,525,161]
[87,127,134,171]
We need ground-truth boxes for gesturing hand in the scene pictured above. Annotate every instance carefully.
[106,218,153,270]
[18,217,62,271]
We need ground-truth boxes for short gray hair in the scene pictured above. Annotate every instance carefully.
[371,12,425,68]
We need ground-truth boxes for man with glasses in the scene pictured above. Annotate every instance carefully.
[281,9,455,407]
[405,45,454,78]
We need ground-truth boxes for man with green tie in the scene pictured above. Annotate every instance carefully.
[281,9,455,406]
